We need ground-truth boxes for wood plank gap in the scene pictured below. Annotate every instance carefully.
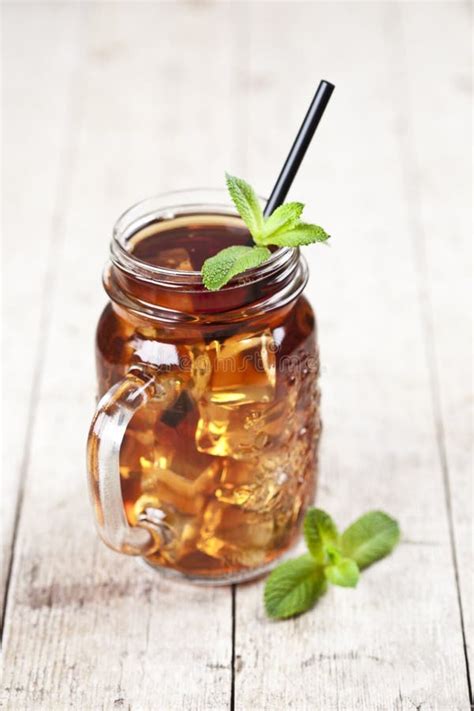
[0,7,86,644]
[230,7,249,709]
[230,585,236,711]
[1,387,35,639]
[229,6,249,708]
[391,4,473,705]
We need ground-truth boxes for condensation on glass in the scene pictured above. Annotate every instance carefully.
[86,190,321,583]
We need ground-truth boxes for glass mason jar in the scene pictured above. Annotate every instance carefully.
[86,189,321,584]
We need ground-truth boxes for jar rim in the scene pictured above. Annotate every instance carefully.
[110,188,296,291]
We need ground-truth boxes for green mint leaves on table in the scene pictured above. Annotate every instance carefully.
[264,509,400,620]
[201,173,330,290]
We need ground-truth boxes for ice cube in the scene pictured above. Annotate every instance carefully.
[196,500,275,566]
[214,458,287,513]
[195,397,292,459]
[195,440,315,566]
[156,247,193,271]
[189,348,212,400]
[206,331,276,405]
[141,458,221,517]
[120,402,164,477]
[141,407,223,515]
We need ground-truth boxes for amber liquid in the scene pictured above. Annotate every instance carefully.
[96,216,320,577]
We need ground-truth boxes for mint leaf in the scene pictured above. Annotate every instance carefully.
[263,222,330,247]
[225,173,264,242]
[264,554,327,619]
[340,511,400,570]
[325,554,360,588]
[262,202,304,240]
[201,173,331,290]
[264,508,400,620]
[201,245,271,291]
[304,508,339,562]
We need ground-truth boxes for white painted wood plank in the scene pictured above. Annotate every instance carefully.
[1,4,81,615]
[234,3,470,709]
[1,3,239,709]
[399,1,473,691]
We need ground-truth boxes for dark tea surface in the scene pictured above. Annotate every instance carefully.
[130,214,254,271]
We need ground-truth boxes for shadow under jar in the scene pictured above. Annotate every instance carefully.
[87,189,321,584]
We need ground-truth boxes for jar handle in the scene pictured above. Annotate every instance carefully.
[86,366,173,556]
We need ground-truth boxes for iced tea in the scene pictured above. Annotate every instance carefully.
[95,212,320,578]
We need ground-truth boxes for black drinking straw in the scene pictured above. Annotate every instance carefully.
[263,80,335,217]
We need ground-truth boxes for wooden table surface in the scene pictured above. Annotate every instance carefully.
[1,2,471,709]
